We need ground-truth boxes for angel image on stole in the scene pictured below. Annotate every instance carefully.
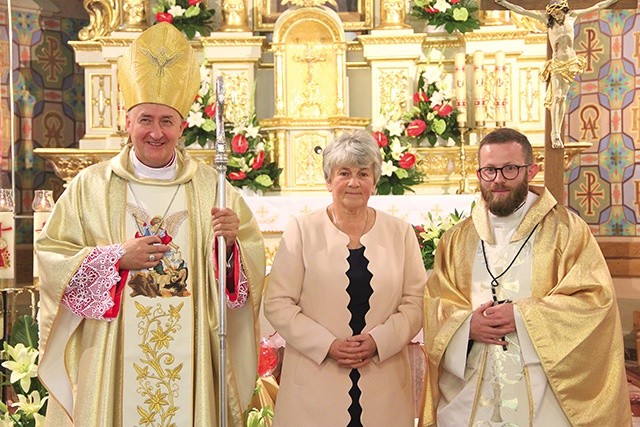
[126,203,190,298]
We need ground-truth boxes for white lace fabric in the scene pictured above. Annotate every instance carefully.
[61,244,126,321]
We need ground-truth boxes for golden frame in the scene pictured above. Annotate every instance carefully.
[253,0,373,32]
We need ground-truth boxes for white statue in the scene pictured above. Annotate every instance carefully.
[495,0,619,148]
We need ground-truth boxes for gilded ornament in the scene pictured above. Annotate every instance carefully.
[221,0,251,32]
[79,0,120,40]
[121,0,149,31]
[377,0,411,30]
[281,0,337,7]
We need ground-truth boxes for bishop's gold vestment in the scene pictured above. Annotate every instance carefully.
[36,146,265,426]
[422,187,631,426]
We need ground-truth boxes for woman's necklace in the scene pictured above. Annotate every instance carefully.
[128,182,181,236]
[330,205,369,248]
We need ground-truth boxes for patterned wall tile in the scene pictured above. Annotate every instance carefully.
[568,166,611,225]
[567,9,639,236]
[32,31,74,90]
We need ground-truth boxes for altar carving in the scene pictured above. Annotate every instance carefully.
[261,6,369,190]
[79,0,122,40]
[33,0,602,197]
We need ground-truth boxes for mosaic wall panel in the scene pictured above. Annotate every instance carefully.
[0,10,86,243]
[566,9,640,236]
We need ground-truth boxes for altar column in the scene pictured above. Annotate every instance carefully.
[359,30,425,122]
[201,33,265,125]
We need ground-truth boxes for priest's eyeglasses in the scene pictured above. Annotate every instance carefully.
[477,164,530,182]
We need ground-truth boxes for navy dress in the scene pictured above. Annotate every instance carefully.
[345,246,373,427]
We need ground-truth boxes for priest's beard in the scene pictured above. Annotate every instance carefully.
[481,179,529,217]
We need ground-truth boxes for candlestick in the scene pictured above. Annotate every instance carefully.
[473,51,485,127]
[495,51,506,126]
[455,52,467,127]
[0,189,15,284]
[32,190,55,284]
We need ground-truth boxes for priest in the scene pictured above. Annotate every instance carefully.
[36,23,265,426]
[422,128,631,426]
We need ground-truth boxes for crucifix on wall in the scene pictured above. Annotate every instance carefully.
[480,0,634,202]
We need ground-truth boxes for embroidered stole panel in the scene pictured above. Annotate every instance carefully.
[122,183,195,426]
[469,235,535,426]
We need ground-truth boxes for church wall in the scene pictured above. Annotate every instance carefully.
[0,6,85,259]
[565,8,639,238]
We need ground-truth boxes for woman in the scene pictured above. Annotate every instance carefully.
[264,130,427,426]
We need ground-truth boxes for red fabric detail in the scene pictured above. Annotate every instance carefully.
[103,266,127,319]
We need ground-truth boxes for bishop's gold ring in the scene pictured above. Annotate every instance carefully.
[148,254,155,262]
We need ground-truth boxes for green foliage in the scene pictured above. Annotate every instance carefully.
[411,0,480,34]
[153,0,216,40]
[414,209,466,270]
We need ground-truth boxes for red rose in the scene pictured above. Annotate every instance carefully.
[188,0,201,5]
[228,171,247,181]
[398,152,416,169]
[252,151,265,170]
[231,134,249,154]
[414,225,425,232]
[373,131,388,147]
[413,91,428,104]
[156,12,173,23]
[258,342,278,377]
[406,119,427,137]
[451,0,460,3]
[205,103,216,118]
[425,6,439,13]
[436,104,454,117]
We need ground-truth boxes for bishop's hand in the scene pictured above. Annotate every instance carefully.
[120,235,170,271]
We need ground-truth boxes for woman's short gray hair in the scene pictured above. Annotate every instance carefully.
[322,130,382,184]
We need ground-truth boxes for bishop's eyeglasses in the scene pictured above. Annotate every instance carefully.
[477,164,530,182]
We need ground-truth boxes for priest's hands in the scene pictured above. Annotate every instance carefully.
[120,235,170,271]
[211,207,239,251]
[470,300,516,347]
[328,334,378,369]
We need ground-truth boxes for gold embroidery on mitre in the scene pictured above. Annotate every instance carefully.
[117,23,200,118]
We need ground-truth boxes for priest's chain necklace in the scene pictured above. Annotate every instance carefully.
[128,182,181,236]
[480,223,539,304]
[480,223,538,350]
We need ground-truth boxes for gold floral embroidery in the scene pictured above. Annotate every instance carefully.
[133,301,185,427]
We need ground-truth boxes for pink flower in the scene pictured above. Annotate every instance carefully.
[231,134,248,154]
[373,131,388,147]
[413,91,428,104]
[228,171,247,181]
[435,104,454,117]
[252,151,265,170]
[406,119,427,137]
[156,12,173,23]
[451,0,460,3]
[204,103,216,118]
[398,152,416,169]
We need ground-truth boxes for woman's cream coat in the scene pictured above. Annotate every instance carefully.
[264,209,427,426]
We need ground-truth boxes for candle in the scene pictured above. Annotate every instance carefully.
[455,52,467,126]
[473,51,485,126]
[33,190,55,283]
[495,51,506,125]
[0,189,15,283]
